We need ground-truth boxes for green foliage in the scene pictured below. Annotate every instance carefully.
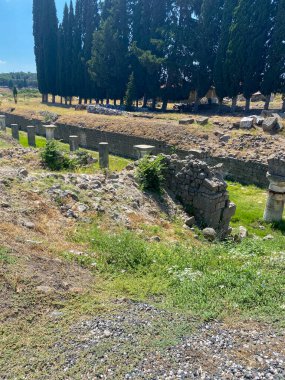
[40,140,74,171]
[73,221,285,321]
[136,155,166,193]
[0,72,38,88]
[124,72,136,111]
[0,248,13,264]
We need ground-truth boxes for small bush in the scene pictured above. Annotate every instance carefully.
[41,140,74,171]
[136,154,166,193]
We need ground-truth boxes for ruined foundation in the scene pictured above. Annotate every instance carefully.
[164,154,236,237]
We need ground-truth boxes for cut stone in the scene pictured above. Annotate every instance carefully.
[179,118,194,125]
[134,145,155,159]
[196,117,209,125]
[240,117,253,129]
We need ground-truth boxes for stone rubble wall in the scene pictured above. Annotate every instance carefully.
[163,154,236,235]
[4,112,269,188]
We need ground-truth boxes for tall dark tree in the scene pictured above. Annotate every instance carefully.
[262,0,285,110]
[33,0,58,102]
[227,0,271,111]
[192,0,224,111]
[214,0,238,110]
[89,0,130,104]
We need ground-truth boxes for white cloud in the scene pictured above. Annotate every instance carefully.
[0,60,7,65]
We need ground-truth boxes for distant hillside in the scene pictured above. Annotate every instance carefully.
[0,72,38,89]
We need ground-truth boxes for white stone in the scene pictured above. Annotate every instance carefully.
[240,117,253,129]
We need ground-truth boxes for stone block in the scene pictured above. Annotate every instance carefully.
[240,117,253,129]
[179,118,194,125]
[196,117,209,125]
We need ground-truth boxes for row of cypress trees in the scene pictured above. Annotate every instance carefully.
[33,0,285,111]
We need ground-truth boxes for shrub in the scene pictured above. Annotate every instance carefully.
[136,154,166,193]
[41,140,74,171]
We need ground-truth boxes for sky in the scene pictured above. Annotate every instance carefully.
[0,0,66,73]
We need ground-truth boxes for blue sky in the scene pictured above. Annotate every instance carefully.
[0,0,66,73]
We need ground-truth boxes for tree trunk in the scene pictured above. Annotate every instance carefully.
[64,97,67,105]
[264,95,270,110]
[60,97,63,104]
[120,99,124,106]
[151,98,156,110]
[162,99,168,112]
[106,98,110,105]
[282,95,285,112]
[143,95,147,108]
[52,94,56,104]
[217,97,223,114]
[231,97,237,113]
[69,97,72,105]
[245,98,250,112]
[136,99,139,108]
[100,99,103,105]
[79,97,82,105]
[114,99,117,106]
[84,98,88,104]
[193,98,200,113]
[46,94,49,103]
[42,94,45,103]
[96,99,99,105]
[89,99,92,104]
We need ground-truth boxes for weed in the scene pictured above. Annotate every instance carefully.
[41,140,74,171]
[0,247,13,264]
[136,154,166,193]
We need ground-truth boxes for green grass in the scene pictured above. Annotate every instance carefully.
[228,182,285,236]
[0,247,13,264]
[6,128,131,172]
[70,222,285,322]
[66,182,285,322]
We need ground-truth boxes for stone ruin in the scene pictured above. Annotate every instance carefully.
[264,153,285,222]
[163,154,236,238]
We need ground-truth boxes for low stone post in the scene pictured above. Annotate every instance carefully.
[69,135,79,152]
[0,115,6,132]
[27,126,36,147]
[11,124,19,140]
[134,145,155,159]
[44,125,57,141]
[99,142,109,169]
[264,154,285,222]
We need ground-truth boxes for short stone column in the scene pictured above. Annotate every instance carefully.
[0,115,6,132]
[11,124,19,140]
[134,144,155,159]
[27,126,36,147]
[69,135,79,152]
[99,142,109,169]
[264,154,285,222]
[44,125,57,141]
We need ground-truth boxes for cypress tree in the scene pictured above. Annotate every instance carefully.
[214,0,238,108]
[124,72,136,110]
[228,0,271,111]
[81,0,100,102]
[89,0,130,104]
[192,0,224,111]
[262,0,285,110]
[33,0,58,103]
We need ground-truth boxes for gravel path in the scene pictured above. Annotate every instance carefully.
[52,300,285,379]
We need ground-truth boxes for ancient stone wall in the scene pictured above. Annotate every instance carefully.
[4,112,269,188]
[163,154,236,236]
